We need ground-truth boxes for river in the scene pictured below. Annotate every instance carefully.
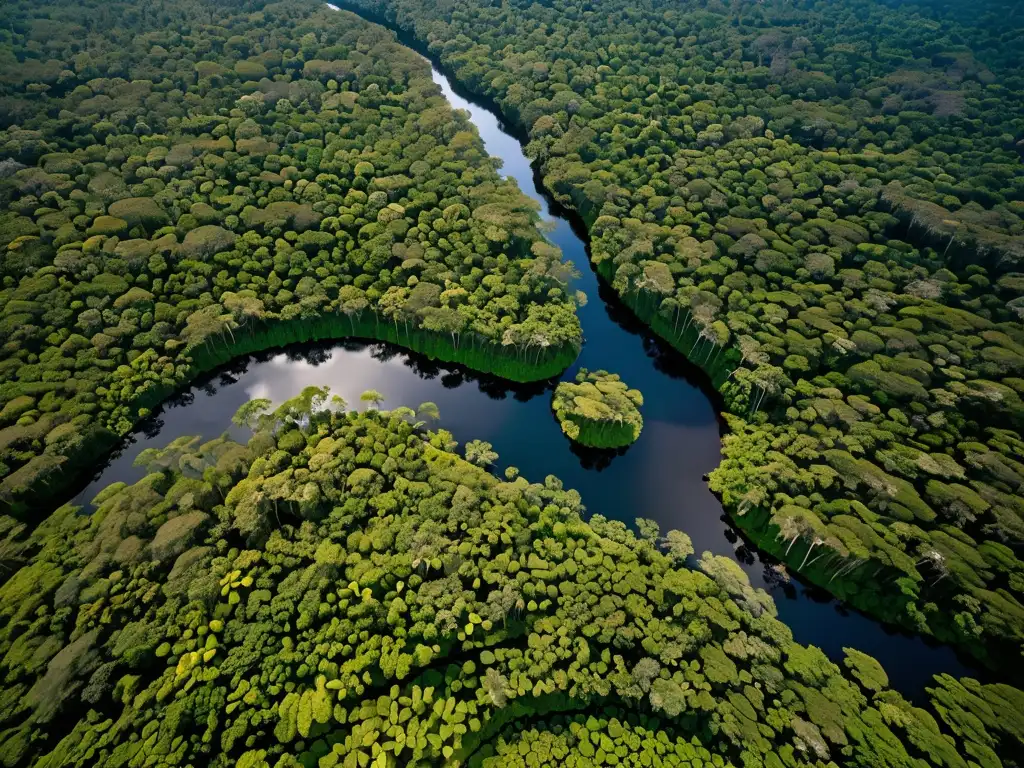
[72,3,981,701]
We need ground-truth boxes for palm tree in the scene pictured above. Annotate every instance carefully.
[360,389,385,410]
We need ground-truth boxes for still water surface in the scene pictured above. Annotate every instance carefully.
[74,11,980,699]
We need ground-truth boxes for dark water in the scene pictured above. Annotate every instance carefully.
[73,8,982,700]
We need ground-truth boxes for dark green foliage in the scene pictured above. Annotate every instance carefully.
[0,0,584,513]
[340,0,1024,670]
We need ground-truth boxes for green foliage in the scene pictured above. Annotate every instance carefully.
[552,369,643,448]
[844,648,889,693]
[341,0,1024,670]
[0,404,1020,767]
[0,0,584,514]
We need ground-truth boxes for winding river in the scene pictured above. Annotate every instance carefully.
[72,4,983,701]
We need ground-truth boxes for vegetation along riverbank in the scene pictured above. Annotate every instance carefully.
[0,0,582,516]
[0,394,1022,766]
[341,0,1024,672]
[2,0,1024,764]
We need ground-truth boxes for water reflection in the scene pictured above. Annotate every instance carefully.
[73,333,980,699]
[69,31,986,700]
[78,334,721,547]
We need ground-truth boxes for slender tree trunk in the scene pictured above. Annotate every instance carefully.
[725,359,745,380]
[749,385,765,415]
[805,550,828,569]
[830,557,866,583]
[942,230,958,258]
[799,542,819,570]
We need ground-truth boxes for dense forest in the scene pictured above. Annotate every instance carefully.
[0,0,583,515]
[1,393,1022,767]
[2,0,1024,764]
[340,0,1024,670]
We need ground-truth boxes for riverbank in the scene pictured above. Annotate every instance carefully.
[32,3,977,703]
[332,0,1019,681]
[0,312,578,518]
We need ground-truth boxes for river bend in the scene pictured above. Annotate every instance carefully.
[72,4,980,701]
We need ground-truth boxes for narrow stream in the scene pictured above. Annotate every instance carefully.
[72,4,982,701]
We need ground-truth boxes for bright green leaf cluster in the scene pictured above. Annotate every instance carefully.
[552,368,643,448]
[0,400,1021,767]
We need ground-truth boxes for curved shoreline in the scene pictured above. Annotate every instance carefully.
[1,313,577,518]
[332,1,1007,683]
[4,0,988,710]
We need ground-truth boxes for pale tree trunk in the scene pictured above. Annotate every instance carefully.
[799,540,819,570]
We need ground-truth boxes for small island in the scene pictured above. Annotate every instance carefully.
[552,369,644,448]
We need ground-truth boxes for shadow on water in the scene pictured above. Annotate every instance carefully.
[69,2,992,702]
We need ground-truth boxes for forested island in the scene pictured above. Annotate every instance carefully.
[552,369,644,448]
[2,0,1024,765]
[340,0,1024,671]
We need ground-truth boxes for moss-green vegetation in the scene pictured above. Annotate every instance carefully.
[342,0,1024,670]
[552,369,643,448]
[0,0,582,514]
[0,395,1022,767]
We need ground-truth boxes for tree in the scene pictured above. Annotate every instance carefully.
[482,667,510,707]
[662,530,694,563]
[181,305,238,352]
[360,390,385,410]
[233,399,273,431]
[464,440,498,467]
[636,518,660,542]
[416,401,440,422]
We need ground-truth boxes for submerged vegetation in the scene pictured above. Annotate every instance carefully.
[0,0,582,515]
[0,395,1022,767]
[342,0,1024,670]
[552,368,643,448]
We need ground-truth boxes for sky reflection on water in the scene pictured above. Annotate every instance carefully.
[72,42,983,699]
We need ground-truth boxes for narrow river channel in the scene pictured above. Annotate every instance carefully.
[72,3,983,702]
